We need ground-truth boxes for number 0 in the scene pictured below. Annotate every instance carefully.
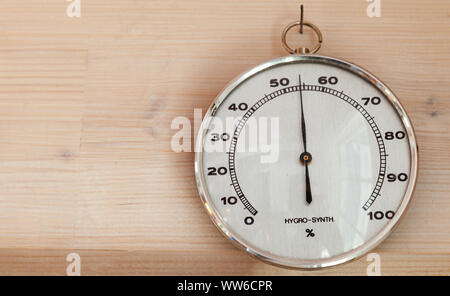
[244,217,254,225]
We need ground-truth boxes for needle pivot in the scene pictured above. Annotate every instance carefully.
[299,152,312,165]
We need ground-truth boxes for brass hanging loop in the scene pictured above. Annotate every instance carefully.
[281,5,323,55]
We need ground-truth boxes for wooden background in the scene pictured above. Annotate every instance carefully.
[0,0,448,275]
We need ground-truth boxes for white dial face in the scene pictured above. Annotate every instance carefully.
[196,56,417,268]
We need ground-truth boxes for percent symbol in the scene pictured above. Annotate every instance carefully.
[306,229,315,237]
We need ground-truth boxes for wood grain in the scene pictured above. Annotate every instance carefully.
[0,0,448,275]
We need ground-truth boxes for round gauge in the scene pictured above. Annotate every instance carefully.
[195,55,418,268]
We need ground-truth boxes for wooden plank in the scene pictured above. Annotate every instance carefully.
[0,0,448,275]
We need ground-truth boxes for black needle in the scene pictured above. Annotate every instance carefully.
[299,75,307,152]
[298,75,312,204]
[304,160,312,204]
